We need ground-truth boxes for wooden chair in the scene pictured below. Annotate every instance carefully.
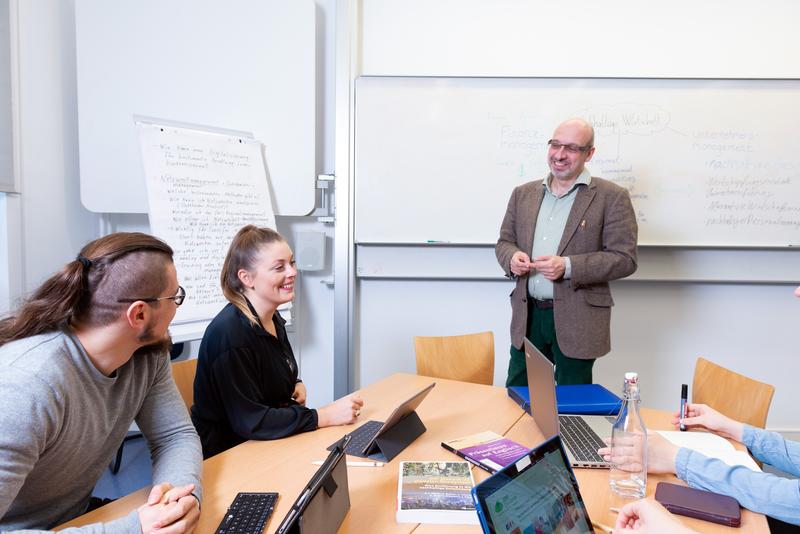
[414,331,494,386]
[692,357,775,428]
[111,358,198,474]
[171,357,198,412]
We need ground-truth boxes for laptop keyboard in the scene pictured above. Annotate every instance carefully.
[215,492,278,534]
[328,421,383,458]
[341,420,384,456]
[559,415,607,463]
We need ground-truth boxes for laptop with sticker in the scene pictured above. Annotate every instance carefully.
[471,434,595,533]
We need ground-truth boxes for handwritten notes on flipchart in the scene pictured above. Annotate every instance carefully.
[137,123,275,324]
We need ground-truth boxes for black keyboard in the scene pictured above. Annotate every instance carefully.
[559,415,607,463]
[215,492,278,534]
[340,420,384,456]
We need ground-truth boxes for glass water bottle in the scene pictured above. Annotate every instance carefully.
[609,372,647,499]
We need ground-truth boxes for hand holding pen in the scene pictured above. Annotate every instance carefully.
[670,403,745,443]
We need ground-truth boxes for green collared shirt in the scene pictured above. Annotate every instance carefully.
[528,168,592,299]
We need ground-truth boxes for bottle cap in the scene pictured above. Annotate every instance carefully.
[624,372,638,382]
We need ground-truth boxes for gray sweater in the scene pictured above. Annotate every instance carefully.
[0,328,203,532]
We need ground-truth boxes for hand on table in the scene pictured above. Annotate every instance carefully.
[138,483,199,534]
[317,393,364,427]
[615,498,698,533]
[598,432,678,475]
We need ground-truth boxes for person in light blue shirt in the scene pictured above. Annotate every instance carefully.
[656,403,798,525]
[601,285,800,531]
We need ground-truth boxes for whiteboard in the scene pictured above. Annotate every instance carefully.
[137,122,275,324]
[75,0,315,215]
[354,77,800,247]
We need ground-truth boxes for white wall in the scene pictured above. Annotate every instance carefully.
[603,283,799,431]
[15,0,99,295]
[10,0,340,409]
[360,0,800,78]
[351,0,800,431]
[356,278,800,431]
[0,0,14,192]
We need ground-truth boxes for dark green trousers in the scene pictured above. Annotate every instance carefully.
[506,304,595,387]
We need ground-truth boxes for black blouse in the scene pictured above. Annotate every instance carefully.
[191,302,318,458]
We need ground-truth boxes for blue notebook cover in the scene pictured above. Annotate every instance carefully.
[507,384,622,416]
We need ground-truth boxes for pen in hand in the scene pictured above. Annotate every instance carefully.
[679,383,688,431]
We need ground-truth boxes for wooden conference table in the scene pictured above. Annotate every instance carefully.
[60,373,768,533]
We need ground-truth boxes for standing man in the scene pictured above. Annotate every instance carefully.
[0,233,202,532]
[496,118,638,386]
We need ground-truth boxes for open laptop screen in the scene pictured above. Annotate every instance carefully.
[524,338,560,440]
[472,435,595,534]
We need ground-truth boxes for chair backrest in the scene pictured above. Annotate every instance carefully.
[414,331,494,386]
[692,357,775,428]
[172,358,198,412]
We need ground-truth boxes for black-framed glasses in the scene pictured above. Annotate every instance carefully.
[547,139,592,154]
[117,285,186,306]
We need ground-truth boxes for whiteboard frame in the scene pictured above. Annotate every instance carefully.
[355,243,800,285]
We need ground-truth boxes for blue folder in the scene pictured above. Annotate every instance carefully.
[507,384,622,416]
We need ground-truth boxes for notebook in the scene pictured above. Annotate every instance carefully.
[471,435,595,534]
[656,431,761,472]
[524,338,614,468]
[507,384,621,416]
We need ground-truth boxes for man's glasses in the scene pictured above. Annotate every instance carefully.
[547,139,592,154]
[118,285,186,307]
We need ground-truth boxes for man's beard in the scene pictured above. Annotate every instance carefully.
[135,319,173,358]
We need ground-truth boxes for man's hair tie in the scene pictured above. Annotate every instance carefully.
[76,255,92,269]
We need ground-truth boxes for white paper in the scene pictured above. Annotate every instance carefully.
[657,431,761,472]
[137,121,276,324]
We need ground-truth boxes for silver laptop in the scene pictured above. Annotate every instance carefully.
[524,338,614,469]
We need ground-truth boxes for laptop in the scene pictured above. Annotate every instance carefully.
[472,435,595,533]
[328,382,435,462]
[524,338,613,468]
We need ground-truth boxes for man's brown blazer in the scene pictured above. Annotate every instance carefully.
[495,176,638,359]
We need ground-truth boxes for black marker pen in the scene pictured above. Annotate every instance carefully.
[679,384,688,431]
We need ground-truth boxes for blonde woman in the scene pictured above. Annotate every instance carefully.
[192,225,363,458]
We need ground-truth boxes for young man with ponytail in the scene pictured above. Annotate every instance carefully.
[0,233,202,533]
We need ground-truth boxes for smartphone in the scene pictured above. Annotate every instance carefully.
[655,482,741,527]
